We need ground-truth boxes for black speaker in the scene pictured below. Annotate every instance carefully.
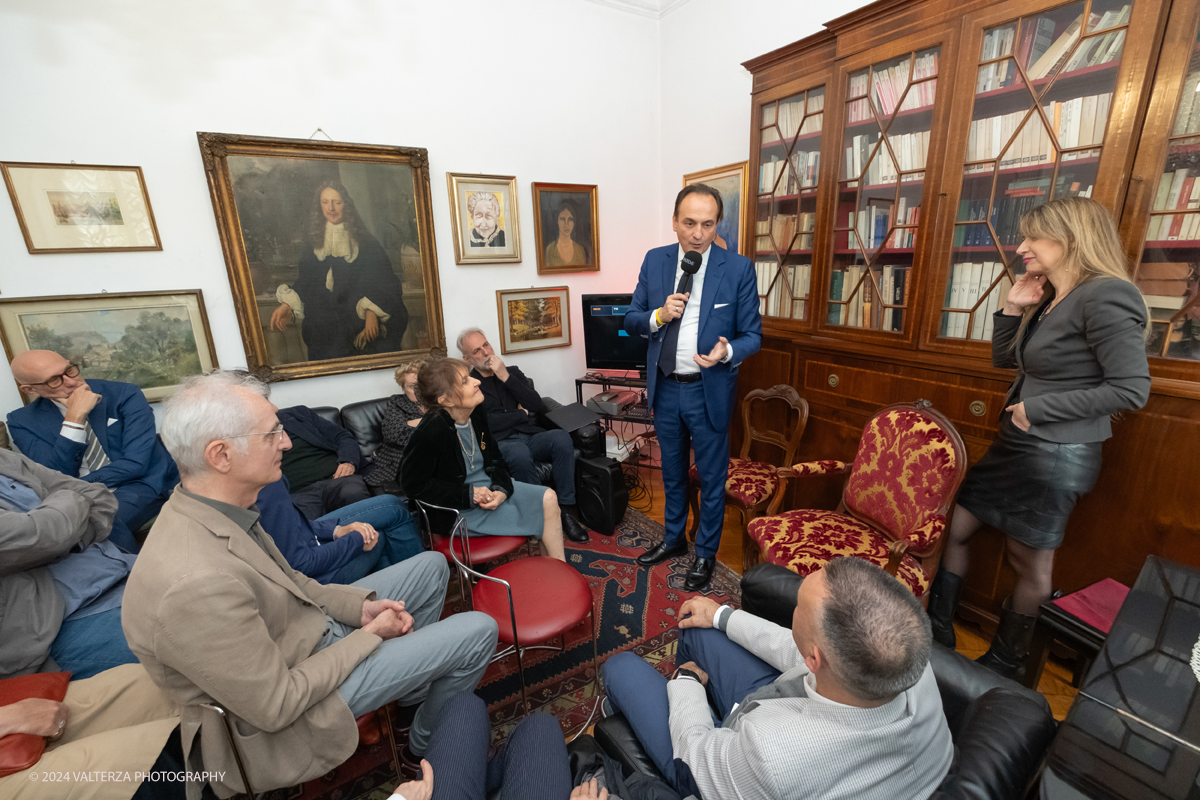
[570,422,605,459]
[574,456,629,536]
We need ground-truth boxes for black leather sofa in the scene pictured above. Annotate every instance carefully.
[592,562,1058,800]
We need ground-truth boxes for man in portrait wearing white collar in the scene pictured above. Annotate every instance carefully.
[623,184,762,591]
[7,349,179,553]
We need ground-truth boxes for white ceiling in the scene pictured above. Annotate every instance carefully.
[582,0,694,19]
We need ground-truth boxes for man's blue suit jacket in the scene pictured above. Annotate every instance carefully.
[624,244,763,428]
[7,378,179,493]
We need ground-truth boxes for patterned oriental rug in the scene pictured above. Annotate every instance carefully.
[256,509,742,800]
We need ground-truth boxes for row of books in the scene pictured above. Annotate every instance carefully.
[756,212,816,252]
[760,149,821,193]
[964,92,1111,171]
[941,261,1012,340]
[845,197,921,250]
[1148,168,1200,240]
[829,264,908,330]
[755,261,811,319]
[1172,65,1200,137]
[847,52,939,124]
[842,130,930,183]
[762,95,825,145]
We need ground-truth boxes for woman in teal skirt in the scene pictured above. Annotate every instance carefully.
[400,357,567,561]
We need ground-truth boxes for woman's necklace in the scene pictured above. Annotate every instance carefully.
[457,420,477,466]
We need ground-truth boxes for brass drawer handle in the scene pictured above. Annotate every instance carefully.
[969,400,986,417]
[827,374,840,388]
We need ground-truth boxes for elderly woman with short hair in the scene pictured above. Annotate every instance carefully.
[366,358,428,489]
[400,358,566,562]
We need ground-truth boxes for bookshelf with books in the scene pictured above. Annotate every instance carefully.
[741,0,1192,624]
[754,84,826,325]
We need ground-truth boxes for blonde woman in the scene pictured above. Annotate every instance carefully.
[366,358,429,489]
[928,197,1151,679]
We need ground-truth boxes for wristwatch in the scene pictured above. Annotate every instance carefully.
[672,666,702,683]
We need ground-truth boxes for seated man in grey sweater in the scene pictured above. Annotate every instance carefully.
[0,448,138,680]
[602,556,953,800]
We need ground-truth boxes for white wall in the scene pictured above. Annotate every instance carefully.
[0,0,872,422]
[657,0,872,242]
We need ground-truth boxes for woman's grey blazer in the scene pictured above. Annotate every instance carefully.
[992,276,1151,444]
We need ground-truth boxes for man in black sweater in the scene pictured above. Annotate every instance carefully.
[458,328,589,543]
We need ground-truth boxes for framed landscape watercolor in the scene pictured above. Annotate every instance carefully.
[197,132,445,381]
[0,290,217,402]
[0,162,162,254]
[683,161,749,257]
[531,182,599,274]
[446,173,521,265]
[495,286,570,354]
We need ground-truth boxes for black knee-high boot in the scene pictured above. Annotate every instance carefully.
[927,567,963,649]
[976,598,1037,681]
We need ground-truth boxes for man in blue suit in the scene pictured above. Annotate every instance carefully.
[624,185,762,591]
[8,350,180,552]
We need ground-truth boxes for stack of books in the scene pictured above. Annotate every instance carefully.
[941,261,1013,339]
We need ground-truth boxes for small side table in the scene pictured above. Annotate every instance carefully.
[1023,577,1129,690]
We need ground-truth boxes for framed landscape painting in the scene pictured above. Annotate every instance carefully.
[683,161,749,257]
[495,286,570,354]
[197,132,445,382]
[531,182,599,274]
[0,290,217,402]
[0,162,162,254]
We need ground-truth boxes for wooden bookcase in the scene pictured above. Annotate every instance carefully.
[739,0,1200,622]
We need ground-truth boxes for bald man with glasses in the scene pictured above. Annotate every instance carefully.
[7,351,179,552]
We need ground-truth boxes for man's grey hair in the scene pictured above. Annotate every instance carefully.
[456,327,486,356]
[161,370,271,478]
[818,556,931,702]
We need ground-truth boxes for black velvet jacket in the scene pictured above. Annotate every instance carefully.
[400,405,514,510]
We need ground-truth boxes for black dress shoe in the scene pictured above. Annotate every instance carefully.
[561,508,590,543]
[636,540,688,566]
[684,557,715,592]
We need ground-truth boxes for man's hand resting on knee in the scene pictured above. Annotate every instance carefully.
[362,599,414,639]
[678,596,721,629]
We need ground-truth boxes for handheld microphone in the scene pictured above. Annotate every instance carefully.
[677,250,703,295]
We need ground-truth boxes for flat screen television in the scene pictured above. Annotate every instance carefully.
[582,293,647,374]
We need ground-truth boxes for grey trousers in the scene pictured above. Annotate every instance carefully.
[318,551,499,754]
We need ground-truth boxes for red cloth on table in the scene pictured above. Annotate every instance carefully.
[1051,578,1130,634]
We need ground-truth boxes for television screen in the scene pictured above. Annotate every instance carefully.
[582,293,647,372]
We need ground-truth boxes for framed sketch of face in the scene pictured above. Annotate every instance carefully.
[532,182,599,275]
[446,173,521,265]
[197,132,445,382]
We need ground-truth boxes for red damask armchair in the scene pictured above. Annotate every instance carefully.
[686,384,809,572]
[746,400,967,597]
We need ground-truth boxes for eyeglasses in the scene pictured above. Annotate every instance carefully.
[225,426,288,443]
[25,364,81,389]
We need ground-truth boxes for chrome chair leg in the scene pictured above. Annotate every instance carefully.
[199,703,257,798]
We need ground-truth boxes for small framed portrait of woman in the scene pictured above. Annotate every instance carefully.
[532,183,599,274]
[197,132,445,382]
[446,173,521,265]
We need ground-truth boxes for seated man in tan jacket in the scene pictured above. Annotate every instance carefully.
[122,371,498,799]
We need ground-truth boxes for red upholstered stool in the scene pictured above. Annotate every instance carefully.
[415,500,534,603]
[1024,578,1130,690]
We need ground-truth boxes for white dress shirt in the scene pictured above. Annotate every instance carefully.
[649,245,734,373]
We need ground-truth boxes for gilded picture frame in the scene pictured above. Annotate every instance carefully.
[197,132,445,382]
[495,286,570,354]
[446,173,522,265]
[0,161,162,254]
[682,161,750,257]
[532,182,600,275]
[0,290,218,403]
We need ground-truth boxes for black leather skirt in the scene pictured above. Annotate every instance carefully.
[956,414,1103,550]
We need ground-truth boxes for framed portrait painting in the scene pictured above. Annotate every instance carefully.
[0,290,217,403]
[531,183,599,274]
[1,162,162,254]
[495,286,570,354]
[682,161,750,257]
[446,173,521,265]
[197,132,445,381]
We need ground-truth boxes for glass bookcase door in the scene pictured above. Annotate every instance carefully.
[828,47,939,333]
[756,87,824,322]
[941,0,1133,341]
[1136,19,1200,362]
